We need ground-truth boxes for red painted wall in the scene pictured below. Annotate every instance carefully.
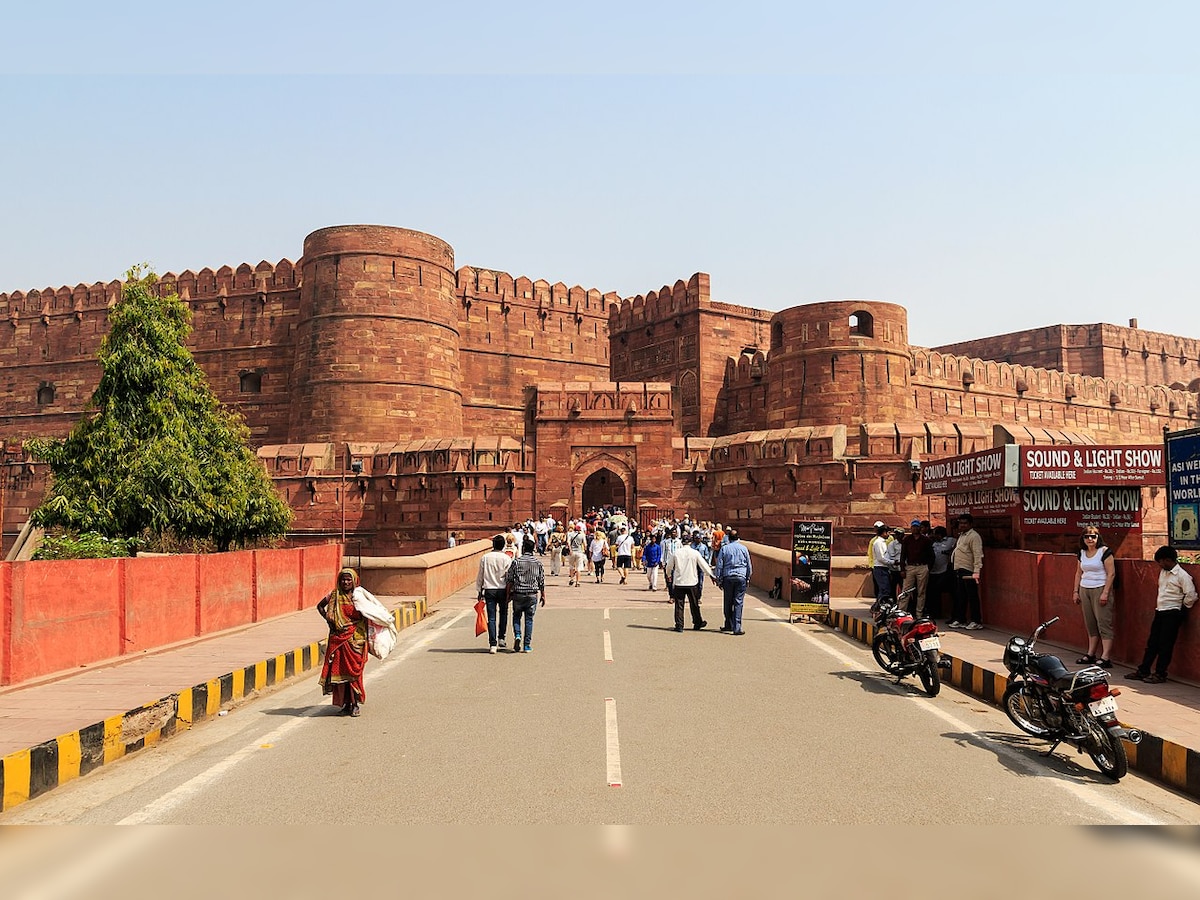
[303,544,341,607]
[0,544,340,686]
[255,548,302,619]
[982,549,1199,682]
[199,551,254,633]
[5,558,123,684]
[125,555,199,652]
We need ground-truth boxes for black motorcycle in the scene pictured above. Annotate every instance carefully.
[1001,616,1141,781]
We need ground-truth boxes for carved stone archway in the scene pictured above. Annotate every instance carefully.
[573,453,635,515]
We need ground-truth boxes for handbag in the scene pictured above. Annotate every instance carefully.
[474,599,487,637]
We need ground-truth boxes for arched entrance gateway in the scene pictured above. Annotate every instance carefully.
[581,467,627,512]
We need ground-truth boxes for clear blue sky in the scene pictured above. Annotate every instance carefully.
[2,2,1197,348]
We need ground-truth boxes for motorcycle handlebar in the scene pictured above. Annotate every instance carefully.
[1031,616,1060,641]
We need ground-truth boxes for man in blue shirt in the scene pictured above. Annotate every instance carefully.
[714,528,753,635]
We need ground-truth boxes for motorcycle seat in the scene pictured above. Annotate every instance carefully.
[1035,654,1072,687]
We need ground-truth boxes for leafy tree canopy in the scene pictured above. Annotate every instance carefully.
[27,266,293,552]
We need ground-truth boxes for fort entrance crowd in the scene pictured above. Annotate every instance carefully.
[474,507,755,650]
[466,506,1195,687]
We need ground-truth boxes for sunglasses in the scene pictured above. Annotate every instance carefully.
[1083,534,1099,539]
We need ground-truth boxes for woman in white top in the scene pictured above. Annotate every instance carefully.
[589,532,611,583]
[1072,527,1116,668]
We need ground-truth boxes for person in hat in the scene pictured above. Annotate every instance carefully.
[900,518,935,617]
[868,521,891,601]
[886,527,905,600]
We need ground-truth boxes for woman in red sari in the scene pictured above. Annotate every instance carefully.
[318,567,369,716]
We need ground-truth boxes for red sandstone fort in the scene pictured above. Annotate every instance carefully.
[2,224,1196,556]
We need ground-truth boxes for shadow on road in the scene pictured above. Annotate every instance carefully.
[828,668,932,697]
[941,729,1119,786]
[262,706,339,717]
[425,647,495,654]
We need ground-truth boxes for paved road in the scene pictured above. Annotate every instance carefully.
[5,579,1198,828]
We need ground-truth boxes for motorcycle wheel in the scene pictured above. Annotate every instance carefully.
[871,632,904,675]
[1002,683,1052,737]
[1085,718,1129,781]
[917,649,941,697]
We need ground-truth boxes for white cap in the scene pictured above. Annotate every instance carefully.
[873,520,885,528]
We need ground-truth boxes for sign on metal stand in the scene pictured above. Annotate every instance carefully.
[790,519,833,623]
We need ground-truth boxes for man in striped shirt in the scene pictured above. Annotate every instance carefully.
[506,538,546,653]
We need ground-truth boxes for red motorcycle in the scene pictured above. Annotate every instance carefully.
[871,588,948,697]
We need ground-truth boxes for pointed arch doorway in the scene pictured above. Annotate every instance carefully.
[581,467,627,512]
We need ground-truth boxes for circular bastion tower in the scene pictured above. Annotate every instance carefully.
[766,299,913,429]
[288,225,463,443]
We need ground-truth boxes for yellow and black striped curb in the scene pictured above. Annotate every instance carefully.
[826,608,1200,801]
[0,599,426,814]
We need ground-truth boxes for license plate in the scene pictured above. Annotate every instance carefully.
[1088,696,1117,717]
[918,636,940,651]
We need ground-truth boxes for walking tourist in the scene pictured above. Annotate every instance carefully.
[643,532,663,591]
[567,523,587,587]
[714,528,753,635]
[664,531,713,632]
[476,534,513,653]
[615,526,635,584]
[590,530,611,583]
[507,537,546,653]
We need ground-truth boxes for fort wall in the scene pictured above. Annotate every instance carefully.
[718,301,1198,451]
[936,322,1200,389]
[5,223,1199,560]
[289,226,462,444]
[608,274,773,436]
[0,262,302,445]
[455,266,614,437]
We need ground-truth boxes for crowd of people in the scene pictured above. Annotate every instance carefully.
[473,507,755,646]
[866,514,982,629]
[424,498,1200,689]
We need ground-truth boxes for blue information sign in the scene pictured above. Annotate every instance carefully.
[1165,426,1200,549]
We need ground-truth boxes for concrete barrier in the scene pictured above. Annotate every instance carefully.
[356,540,490,604]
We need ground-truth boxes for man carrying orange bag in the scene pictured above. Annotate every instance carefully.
[476,534,514,654]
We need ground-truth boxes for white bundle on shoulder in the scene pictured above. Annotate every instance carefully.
[353,585,399,659]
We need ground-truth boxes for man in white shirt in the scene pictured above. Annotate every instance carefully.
[664,531,715,632]
[476,534,514,653]
[615,527,635,584]
[566,523,587,588]
[1126,545,1197,684]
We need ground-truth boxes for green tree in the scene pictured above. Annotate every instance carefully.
[27,266,293,552]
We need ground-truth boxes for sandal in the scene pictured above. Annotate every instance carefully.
[1075,655,1097,665]
[1097,658,1113,669]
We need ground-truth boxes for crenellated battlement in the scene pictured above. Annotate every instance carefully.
[910,346,1196,418]
[456,266,618,320]
[1,258,300,326]
[607,273,710,333]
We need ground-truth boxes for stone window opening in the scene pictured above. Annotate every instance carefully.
[239,370,263,393]
[37,382,55,405]
[849,311,874,337]
[770,321,783,350]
